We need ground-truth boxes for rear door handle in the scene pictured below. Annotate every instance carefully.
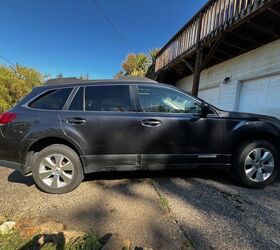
[67,118,87,125]
[141,119,162,127]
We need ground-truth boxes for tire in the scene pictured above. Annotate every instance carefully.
[231,140,279,188]
[32,144,84,194]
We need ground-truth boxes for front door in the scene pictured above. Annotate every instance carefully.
[135,85,225,166]
[60,85,140,172]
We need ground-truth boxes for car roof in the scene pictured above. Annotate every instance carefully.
[34,79,174,90]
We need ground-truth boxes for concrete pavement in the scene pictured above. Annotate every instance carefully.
[0,167,279,249]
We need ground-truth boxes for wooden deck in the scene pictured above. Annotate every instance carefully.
[155,0,280,94]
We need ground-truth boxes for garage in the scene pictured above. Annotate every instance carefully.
[198,86,220,106]
[238,74,280,118]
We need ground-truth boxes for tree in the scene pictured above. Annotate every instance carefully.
[79,73,89,80]
[56,73,63,78]
[122,53,150,77]
[146,48,161,80]
[148,48,160,63]
[114,71,124,79]
[115,48,160,79]
[0,64,45,112]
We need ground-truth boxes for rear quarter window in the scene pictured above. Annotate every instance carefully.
[28,88,73,110]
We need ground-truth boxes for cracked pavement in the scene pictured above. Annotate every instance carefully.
[0,167,279,249]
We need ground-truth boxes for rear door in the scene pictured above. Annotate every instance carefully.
[60,84,140,172]
[135,84,224,166]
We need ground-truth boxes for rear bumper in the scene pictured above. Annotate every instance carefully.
[0,135,31,174]
[0,160,25,174]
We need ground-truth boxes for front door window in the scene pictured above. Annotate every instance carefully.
[138,86,202,114]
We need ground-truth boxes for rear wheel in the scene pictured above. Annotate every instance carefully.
[232,140,279,188]
[32,144,84,194]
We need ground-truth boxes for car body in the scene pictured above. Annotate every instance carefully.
[0,79,279,193]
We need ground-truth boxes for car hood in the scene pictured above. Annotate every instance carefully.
[217,110,280,123]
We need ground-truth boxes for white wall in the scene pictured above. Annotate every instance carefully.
[176,39,280,111]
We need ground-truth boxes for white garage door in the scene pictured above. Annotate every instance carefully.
[198,86,219,106]
[238,74,280,118]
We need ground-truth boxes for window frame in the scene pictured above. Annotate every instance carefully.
[63,87,85,111]
[64,84,137,113]
[24,87,74,112]
[135,84,204,115]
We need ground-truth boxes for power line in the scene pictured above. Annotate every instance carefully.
[0,53,14,66]
[89,0,134,52]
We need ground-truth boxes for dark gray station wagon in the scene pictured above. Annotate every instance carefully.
[0,79,279,193]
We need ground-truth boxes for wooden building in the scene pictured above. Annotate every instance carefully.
[155,0,280,117]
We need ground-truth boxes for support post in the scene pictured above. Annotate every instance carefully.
[192,48,202,96]
[192,13,203,97]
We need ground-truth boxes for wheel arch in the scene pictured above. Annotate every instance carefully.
[231,131,280,159]
[24,137,86,174]
[230,120,280,152]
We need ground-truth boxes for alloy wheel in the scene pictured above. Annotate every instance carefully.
[39,154,74,188]
[244,148,274,182]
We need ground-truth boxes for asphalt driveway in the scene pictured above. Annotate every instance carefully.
[153,171,280,250]
[0,167,279,249]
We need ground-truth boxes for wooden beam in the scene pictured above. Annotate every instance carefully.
[172,65,184,75]
[215,48,234,57]
[211,55,224,60]
[248,21,280,38]
[222,40,247,52]
[201,34,225,69]
[192,48,203,96]
[182,59,194,73]
[230,31,262,46]
[269,8,280,17]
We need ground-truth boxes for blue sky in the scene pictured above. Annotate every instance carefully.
[0,0,206,79]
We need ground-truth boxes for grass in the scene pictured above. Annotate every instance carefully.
[145,178,154,186]
[0,229,102,250]
[148,178,170,211]
[159,196,170,211]
[0,230,28,250]
[181,239,194,250]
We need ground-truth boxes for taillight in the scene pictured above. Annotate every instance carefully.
[0,112,17,124]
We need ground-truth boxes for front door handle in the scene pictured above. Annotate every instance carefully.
[67,117,87,125]
[141,119,162,127]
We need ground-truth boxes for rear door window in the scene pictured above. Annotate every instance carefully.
[29,88,72,110]
[85,85,133,112]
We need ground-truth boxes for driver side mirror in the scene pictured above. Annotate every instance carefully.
[200,102,211,118]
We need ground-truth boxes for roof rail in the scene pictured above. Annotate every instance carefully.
[45,76,158,85]
[116,76,157,82]
[45,77,94,85]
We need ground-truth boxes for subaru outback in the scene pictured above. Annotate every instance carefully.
[0,79,279,193]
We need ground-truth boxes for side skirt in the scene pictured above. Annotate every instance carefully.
[82,154,231,174]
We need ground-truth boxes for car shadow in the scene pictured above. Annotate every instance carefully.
[8,170,35,186]
[8,168,280,187]
[84,168,238,186]
[7,168,232,187]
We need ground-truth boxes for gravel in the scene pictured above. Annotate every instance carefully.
[0,167,279,250]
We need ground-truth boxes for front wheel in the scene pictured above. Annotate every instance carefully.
[232,140,279,188]
[32,144,84,194]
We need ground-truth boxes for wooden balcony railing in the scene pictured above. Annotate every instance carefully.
[155,0,265,73]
